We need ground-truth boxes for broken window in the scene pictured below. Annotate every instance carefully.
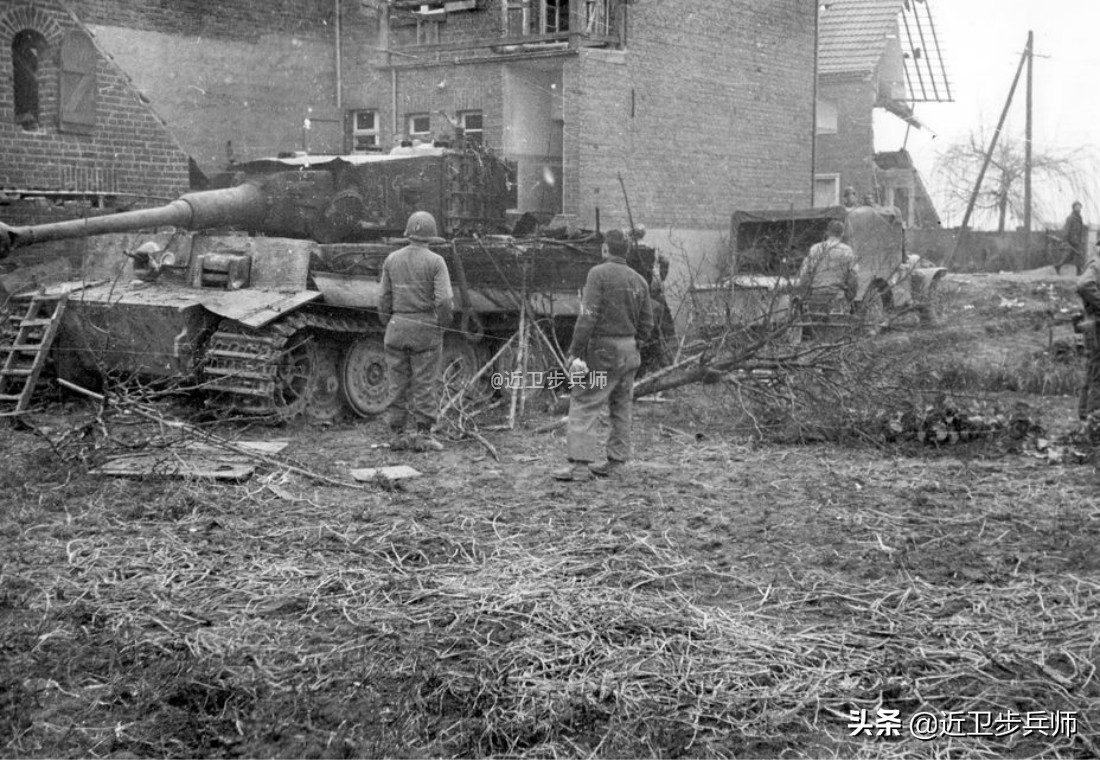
[351,109,379,152]
[12,29,47,131]
[583,0,612,35]
[538,0,569,33]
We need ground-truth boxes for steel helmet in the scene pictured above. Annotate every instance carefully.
[404,211,439,242]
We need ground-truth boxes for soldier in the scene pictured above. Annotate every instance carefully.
[1059,201,1087,276]
[796,219,859,314]
[553,229,654,482]
[1075,237,1100,421]
[379,211,454,451]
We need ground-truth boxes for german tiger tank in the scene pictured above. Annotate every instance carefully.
[0,145,634,422]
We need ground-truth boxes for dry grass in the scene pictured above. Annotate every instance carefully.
[3,415,1099,758]
[2,271,1099,759]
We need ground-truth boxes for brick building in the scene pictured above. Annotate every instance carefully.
[0,0,342,225]
[813,0,950,227]
[0,0,192,224]
[344,0,817,295]
[2,0,817,297]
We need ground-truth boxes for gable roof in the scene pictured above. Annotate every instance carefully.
[818,0,905,78]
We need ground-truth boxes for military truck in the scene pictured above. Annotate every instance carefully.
[0,144,645,422]
[688,204,947,337]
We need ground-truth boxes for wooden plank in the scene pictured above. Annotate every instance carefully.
[351,465,422,482]
[90,440,290,481]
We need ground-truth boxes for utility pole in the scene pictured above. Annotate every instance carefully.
[945,33,1032,269]
[1024,30,1034,261]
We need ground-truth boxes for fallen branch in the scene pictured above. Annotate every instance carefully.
[57,378,361,489]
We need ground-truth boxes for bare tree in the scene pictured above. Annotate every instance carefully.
[934,129,1096,231]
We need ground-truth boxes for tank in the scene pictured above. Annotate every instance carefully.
[0,144,666,422]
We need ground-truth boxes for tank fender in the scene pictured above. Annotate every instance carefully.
[195,289,322,328]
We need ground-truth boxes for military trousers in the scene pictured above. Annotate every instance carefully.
[385,314,443,430]
[1080,321,1100,420]
[566,336,642,464]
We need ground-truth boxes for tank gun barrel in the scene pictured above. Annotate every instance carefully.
[0,182,265,259]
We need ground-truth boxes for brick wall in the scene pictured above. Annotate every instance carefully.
[815,77,877,202]
[73,0,334,42]
[387,63,503,150]
[569,1,816,231]
[0,0,190,224]
[76,0,344,172]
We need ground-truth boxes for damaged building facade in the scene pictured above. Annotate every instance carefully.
[1,0,818,299]
[346,0,817,292]
[813,0,950,228]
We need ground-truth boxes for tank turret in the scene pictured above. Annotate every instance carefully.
[0,145,518,260]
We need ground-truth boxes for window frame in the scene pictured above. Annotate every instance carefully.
[406,112,431,142]
[12,29,48,131]
[813,174,841,208]
[459,110,483,147]
[350,109,380,152]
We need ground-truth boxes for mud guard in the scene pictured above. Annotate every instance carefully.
[195,289,322,328]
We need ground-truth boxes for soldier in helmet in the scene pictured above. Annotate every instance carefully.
[378,211,454,451]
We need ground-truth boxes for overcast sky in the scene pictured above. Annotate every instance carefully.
[872,0,1100,229]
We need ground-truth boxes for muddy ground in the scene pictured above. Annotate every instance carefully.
[2,268,1099,758]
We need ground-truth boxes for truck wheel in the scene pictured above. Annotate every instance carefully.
[859,285,888,335]
[342,336,393,417]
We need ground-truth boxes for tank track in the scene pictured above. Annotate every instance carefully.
[204,310,380,421]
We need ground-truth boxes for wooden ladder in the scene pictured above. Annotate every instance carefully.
[0,293,69,416]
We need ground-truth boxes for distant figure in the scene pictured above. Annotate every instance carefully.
[842,186,858,208]
[1058,201,1086,276]
[796,219,859,314]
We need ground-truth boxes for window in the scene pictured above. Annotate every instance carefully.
[583,0,612,35]
[407,113,431,142]
[351,110,379,152]
[813,174,840,208]
[815,98,837,136]
[541,0,569,33]
[60,30,97,135]
[459,111,483,147]
[13,29,48,130]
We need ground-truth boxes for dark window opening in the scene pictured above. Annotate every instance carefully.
[545,0,569,33]
[460,111,483,147]
[13,29,47,130]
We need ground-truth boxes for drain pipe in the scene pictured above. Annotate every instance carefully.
[335,0,342,109]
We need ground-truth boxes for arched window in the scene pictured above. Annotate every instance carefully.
[13,29,48,130]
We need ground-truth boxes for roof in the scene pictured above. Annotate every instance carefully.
[818,0,905,78]
[818,0,952,102]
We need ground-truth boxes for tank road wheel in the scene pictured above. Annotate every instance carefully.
[304,343,348,423]
[342,335,393,417]
[271,332,322,420]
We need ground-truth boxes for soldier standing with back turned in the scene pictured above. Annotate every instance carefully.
[553,229,654,482]
[379,211,454,452]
